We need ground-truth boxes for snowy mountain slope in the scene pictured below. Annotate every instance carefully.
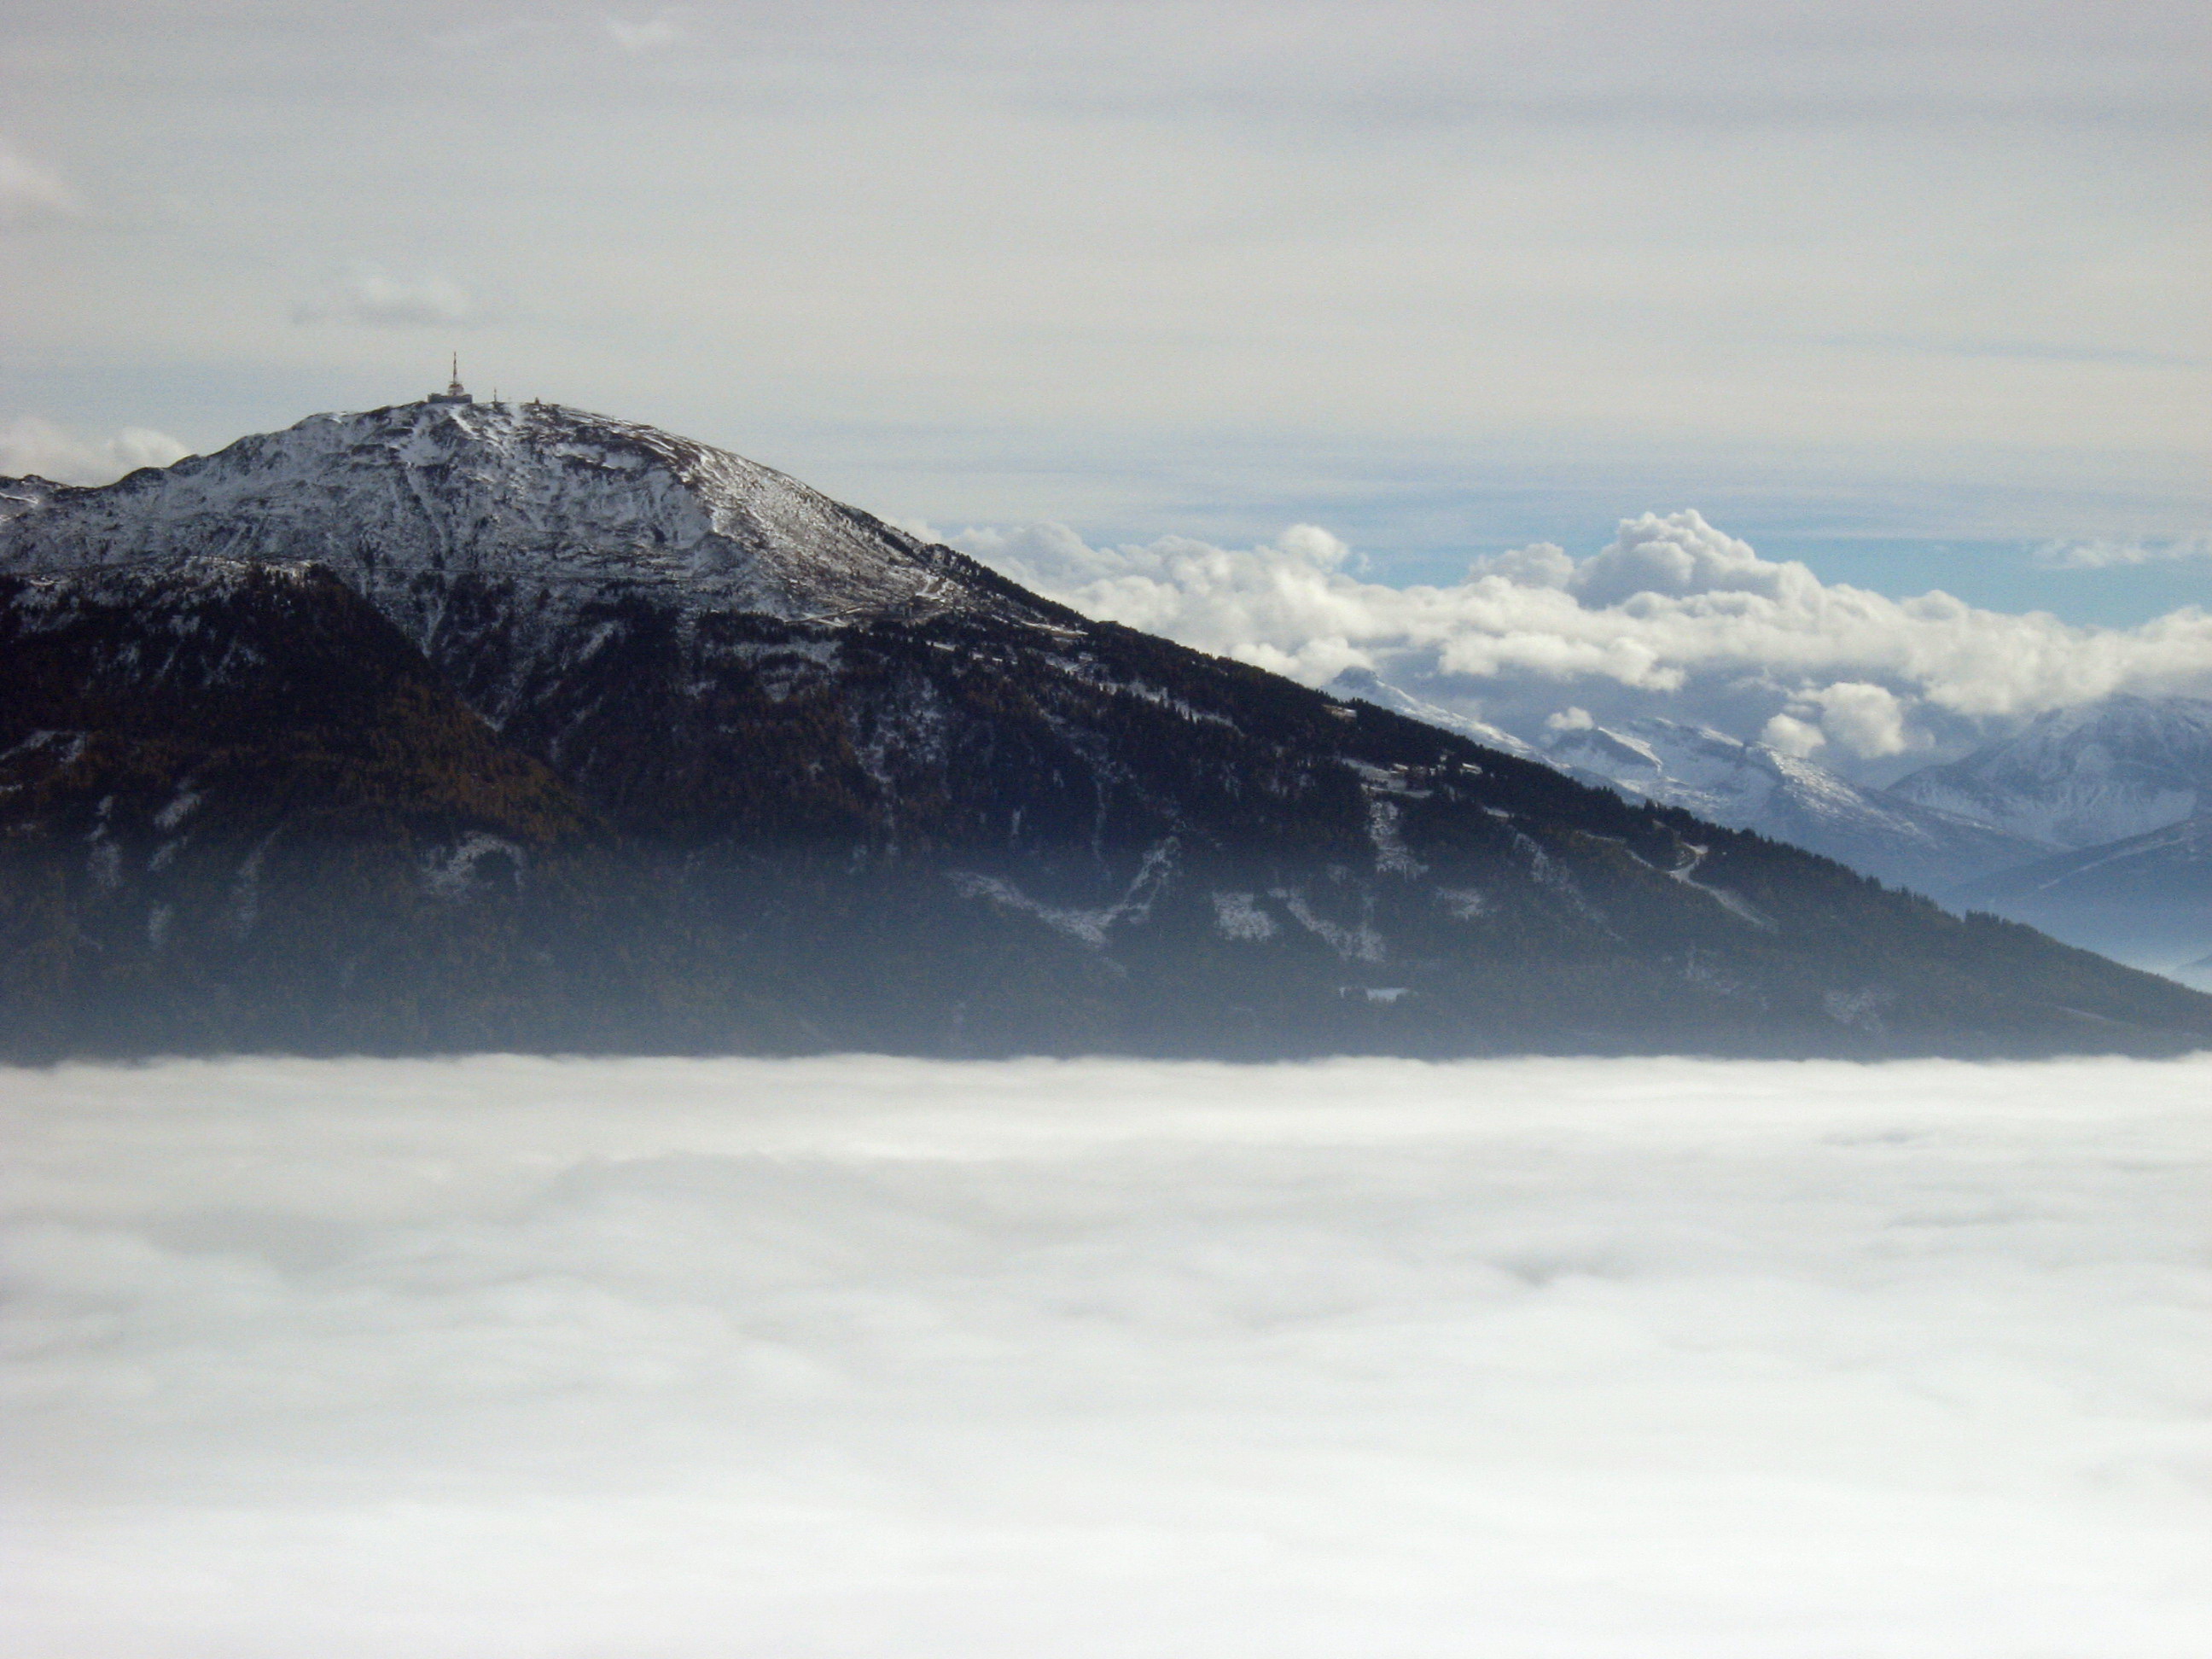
[0,390,1081,815]
[0,392,1060,710]
[1949,813,2212,975]
[1536,714,2046,894]
[1888,696,2212,849]
[4,394,2208,1060]
[1324,668,1542,761]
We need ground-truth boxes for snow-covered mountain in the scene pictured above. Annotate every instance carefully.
[1324,683,2044,894]
[0,392,1055,722]
[1888,696,2212,850]
[1325,668,1542,761]
[1534,713,2045,894]
[5,391,2208,1060]
[0,391,1072,829]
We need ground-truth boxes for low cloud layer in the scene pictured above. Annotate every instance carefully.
[951,512,2212,765]
[4,1054,2208,1657]
[0,416,189,485]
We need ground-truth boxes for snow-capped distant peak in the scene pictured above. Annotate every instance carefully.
[1506,711,2042,892]
[1544,716,1778,812]
[1888,695,2212,849]
[1324,669,1540,761]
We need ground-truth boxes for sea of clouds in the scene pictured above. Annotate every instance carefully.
[952,514,2212,776]
[4,1053,2209,1658]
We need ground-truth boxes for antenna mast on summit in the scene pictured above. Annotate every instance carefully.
[431,352,472,405]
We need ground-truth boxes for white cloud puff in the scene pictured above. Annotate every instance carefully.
[293,262,482,328]
[949,510,2212,756]
[0,143,82,227]
[0,417,189,486]
[1795,680,1919,759]
[3,1053,2209,1657]
[1760,711,1827,757]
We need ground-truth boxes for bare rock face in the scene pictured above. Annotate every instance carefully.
[4,399,2209,1061]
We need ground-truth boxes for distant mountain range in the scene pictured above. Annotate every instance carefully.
[3,390,2206,1060]
[1329,678,2212,981]
[1889,696,2212,849]
[1538,715,2046,894]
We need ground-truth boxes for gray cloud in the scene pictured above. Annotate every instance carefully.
[2,0,2201,562]
[292,263,483,329]
[947,512,2212,762]
[0,417,189,484]
[3,1052,2209,1656]
[604,14,682,55]
[0,141,82,227]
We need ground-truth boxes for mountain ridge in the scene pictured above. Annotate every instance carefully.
[4,395,2207,1061]
[1889,695,2212,849]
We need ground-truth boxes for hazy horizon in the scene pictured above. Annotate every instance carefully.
[3,1,2205,632]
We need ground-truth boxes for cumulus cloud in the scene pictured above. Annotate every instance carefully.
[3,1053,2209,1657]
[292,262,482,328]
[0,417,189,485]
[1760,710,1827,757]
[1791,680,1920,759]
[1467,540,1575,589]
[949,510,2212,763]
[1567,512,1804,608]
[0,143,82,227]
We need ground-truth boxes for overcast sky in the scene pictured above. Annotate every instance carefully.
[2,1,2205,624]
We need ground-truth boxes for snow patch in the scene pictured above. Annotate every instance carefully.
[423,833,527,900]
[230,835,276,938]
[153,785,201,832]
[952,841,1179,948]
[1434,887,1488,921]
[1272,888,1384,963]
[1365,798,1427,878]
[1823,987,1894,1033]
[1210,891,1277,941]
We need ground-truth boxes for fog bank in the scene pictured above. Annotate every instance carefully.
[4,1054,2209,1657]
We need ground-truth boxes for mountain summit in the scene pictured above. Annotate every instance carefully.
[2,391,1054,647]
[3,397,2207,1060]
